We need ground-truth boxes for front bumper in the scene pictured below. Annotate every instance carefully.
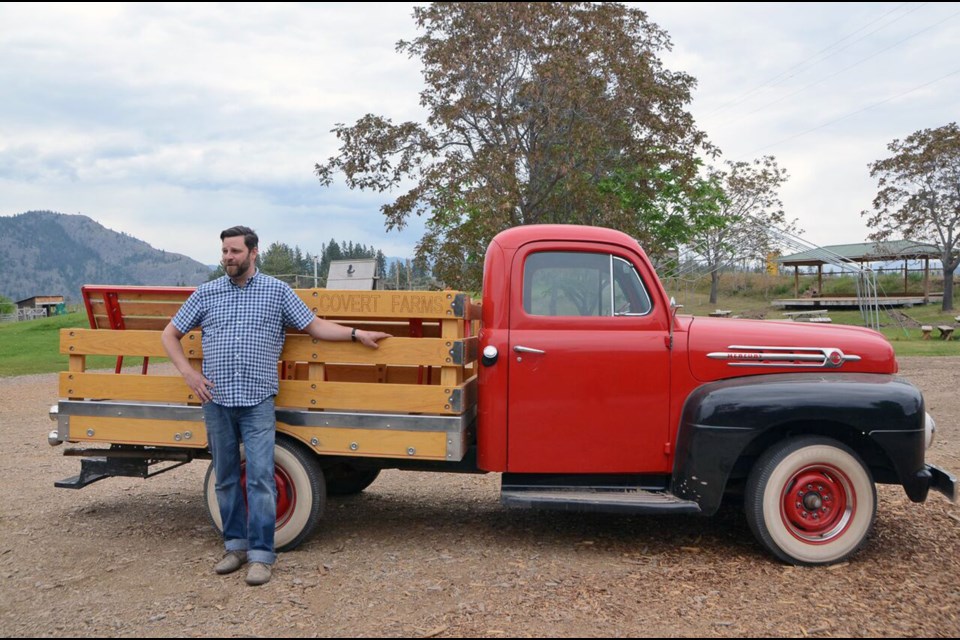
[924,463,957,502]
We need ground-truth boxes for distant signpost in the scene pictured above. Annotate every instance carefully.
[326,259,379,290]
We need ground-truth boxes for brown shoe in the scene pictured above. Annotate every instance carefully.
[245,562,272,586]
[214,551,247,575]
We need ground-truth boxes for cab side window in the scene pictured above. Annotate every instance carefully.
[523,251,652,317]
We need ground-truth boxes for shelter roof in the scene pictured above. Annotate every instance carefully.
[777,240,940,266]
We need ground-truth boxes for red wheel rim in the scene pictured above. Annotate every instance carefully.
[780,463,855,543]
[240,461,297,528]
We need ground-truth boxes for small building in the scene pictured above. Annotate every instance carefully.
[16,295,65,316]
[326,259,379,290]
[777,240,941,304]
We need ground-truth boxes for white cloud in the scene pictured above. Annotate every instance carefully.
[1,2,958,265]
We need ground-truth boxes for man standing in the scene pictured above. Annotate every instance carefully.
[161,226,389,586]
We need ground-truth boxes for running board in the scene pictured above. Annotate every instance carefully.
[500,486,702,515]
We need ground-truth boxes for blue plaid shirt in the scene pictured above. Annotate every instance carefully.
[171,271,316,407]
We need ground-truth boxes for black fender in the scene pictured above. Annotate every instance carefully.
[671,373,927,515]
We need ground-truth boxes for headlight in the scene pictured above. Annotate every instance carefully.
[925,412,936,450]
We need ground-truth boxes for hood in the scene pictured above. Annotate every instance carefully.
[684,316,898,383]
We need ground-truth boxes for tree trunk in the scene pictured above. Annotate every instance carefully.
[709,269,721,305]
[942,265,955,312]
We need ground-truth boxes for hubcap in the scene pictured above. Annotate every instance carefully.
[240,461,297,528]
[781,464,854,543]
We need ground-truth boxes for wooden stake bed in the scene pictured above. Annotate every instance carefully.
[58,286,481,462]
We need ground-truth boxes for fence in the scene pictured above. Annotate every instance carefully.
[0,308,49,323]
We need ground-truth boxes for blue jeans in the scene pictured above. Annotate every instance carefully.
[203,397,277,565]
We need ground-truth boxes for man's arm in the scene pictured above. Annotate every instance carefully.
[302,317,391,348]
[160,322,214,402]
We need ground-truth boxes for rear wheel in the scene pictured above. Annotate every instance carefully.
[204,436,326,552]
[324,464,381,496]
[745,436,876,565]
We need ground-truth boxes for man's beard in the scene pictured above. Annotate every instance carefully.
[224,256,251,277]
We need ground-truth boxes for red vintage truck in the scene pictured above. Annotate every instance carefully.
[48,224,955,566]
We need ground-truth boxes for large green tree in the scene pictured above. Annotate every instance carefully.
[598,160,728,268]
[316,2,711,289]
[863,122,960,311]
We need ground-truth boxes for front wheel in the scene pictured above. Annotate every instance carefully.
[204,436,326,552]
[745,436,876,565]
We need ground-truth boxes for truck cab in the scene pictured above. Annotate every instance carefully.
[477,224,672,475]
[474,225,954,564]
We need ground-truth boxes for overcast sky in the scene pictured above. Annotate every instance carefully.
[1,2,958,266]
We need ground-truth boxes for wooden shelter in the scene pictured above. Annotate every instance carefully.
[16,295,65,316]
[777,240,941,302]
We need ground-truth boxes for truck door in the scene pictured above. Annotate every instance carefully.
[507,245,671,473]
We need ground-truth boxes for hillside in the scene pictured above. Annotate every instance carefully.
[0,211,211,303]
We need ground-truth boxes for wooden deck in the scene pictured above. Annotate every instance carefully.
[772,296,942,310]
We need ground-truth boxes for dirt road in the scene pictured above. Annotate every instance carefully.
[1,358,958,637]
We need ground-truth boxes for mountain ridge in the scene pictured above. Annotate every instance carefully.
[0,211,212,303]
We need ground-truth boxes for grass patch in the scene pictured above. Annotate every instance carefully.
[0,312,148,377]
[663,273,959,358]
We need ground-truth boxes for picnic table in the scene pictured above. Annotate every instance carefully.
[782,309,829,318]
[782,309,831,322]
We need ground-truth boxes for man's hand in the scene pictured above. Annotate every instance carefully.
[355,329,391,348]
[182,368,215,403]
[161,322,215,403]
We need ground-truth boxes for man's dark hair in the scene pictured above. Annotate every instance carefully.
[220,226,258,250]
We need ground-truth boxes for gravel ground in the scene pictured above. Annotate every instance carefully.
[1,357,958,638]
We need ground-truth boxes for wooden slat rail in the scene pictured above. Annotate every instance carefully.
[82,286,194,330]
[81,286,475,324]
[59,372,477,414]
[297,289,469,320]
[61,329,478,368]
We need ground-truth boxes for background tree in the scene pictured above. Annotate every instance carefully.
[598,160,728,268]
[259,242,303,281]
[316,2,712,290]
[863,122,960,311]
[686,156,795,304]
[206,238,386,288]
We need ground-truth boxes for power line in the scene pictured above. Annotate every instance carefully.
[715,7,960,128]
[741,66,960,157]
[703,2,922,118]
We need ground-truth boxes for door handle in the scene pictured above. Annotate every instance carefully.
[513,345,545,355]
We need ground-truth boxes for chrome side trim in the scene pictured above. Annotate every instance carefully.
[276,405,475,433]
[707,345,862,369]
[57,400,473,432]
[57,401,203,421]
